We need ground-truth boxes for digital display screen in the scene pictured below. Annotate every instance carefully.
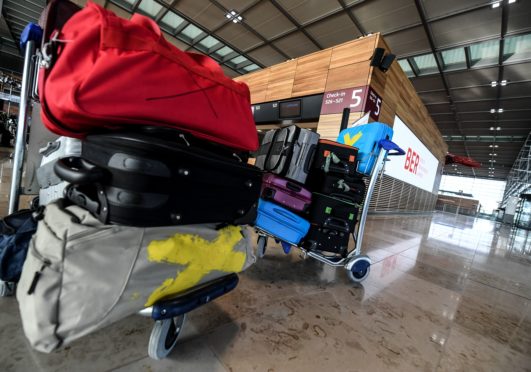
[279,100,301,118]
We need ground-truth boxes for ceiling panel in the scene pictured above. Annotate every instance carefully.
[431,113,455,122]
[458,112,492,121]
[451,86,498,101]
[499,98,531,110]
[272,31,320,59]
[455,100,496,112]
[216,0,252,11]
[243,1,296,39]
[306,12,362,49]
[353,0,421,34]
[276,0,341,25]
[174,0,227,30]
[503,62,531,81]
[419,91,449,104]
[430,7,501,48]
[384,26,431,57]
[501,82,531,98]
[221,65,239,78]
[247,45,286,66]
[445,67,499,88]
[411,75,446,92]
[216,22,263,51]
[507,0,531,34]
[427,103,452,114]
[422,0,487,20]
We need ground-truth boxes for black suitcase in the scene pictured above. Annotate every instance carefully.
[308,193,359,232]
[303,218,351,256]
[309,173,366,205]
[311,139,358,177]
[55,131,262,227]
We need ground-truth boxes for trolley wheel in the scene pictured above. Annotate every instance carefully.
[148,314,186,360]
[345,256,371,283]
[257,235,267,258]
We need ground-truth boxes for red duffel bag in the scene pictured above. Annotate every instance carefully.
[39,1,258,151]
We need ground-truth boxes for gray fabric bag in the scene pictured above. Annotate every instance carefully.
[254,125,319,184]
[17,200,255,353]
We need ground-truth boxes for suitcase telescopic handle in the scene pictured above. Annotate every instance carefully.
[54,157,107,185]
[323,217,350,233]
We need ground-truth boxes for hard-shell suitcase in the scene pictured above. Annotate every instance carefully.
[337,123,393,175]
[255,199,310,245]
[37,137,82,205]
[54,131,262,227]
[311,139,359,177]
[308,193,359,232]
[303,220,351,256]
[261,173,312,213]
[310,173,366,205]
[17,200,255,353]
[255,125,319,184]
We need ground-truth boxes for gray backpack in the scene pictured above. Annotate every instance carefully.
[17,200,255,352]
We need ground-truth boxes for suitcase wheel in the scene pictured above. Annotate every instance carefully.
[345,256,371,283]
[148,314,186,360]
[257,235,267,258]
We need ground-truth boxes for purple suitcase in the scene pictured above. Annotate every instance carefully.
[261,173,312,213]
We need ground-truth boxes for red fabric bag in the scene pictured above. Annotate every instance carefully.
[39,1,258,151]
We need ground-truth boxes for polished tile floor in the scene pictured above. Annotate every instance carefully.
[0,151,530,372]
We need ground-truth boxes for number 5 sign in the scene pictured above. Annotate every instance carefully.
[320,85,382,121]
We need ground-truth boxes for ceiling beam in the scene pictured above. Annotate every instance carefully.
[413,0,476,177]
[268,0,323,50]
[337,0,366,35]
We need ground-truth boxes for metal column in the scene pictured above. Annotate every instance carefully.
[8,41,35,213]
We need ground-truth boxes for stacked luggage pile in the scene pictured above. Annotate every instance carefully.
[252,121,404,282]
[254,125,366,258]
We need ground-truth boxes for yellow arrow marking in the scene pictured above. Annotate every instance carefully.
[342,131,363,146]
[145,225,246,307]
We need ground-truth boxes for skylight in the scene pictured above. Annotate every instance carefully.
[411,53,439,75]
[503,34,531,62]
[469,39,499,67]
[441,47,467,71]
[212,46,235,60]
[398,59,415,77]
[137,0,162,18]
[197,36,222,52]
[160,11,185,33]
[242,64,260,73]
[179,24,204,41]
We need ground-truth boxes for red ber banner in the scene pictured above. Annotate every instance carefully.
[320,85,382,121]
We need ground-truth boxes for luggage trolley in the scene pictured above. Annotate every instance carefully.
[256,139,399,283]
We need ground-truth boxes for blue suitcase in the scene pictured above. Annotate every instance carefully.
[337,123,395,175]
[255,199,310,245]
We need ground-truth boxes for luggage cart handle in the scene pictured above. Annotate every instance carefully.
[379,139,405,156]
[54,157,107,185]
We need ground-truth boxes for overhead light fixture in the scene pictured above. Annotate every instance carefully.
[490,109,496,113]
[491,81,497,87]
[489,159,497,162]
[225,10,243,23]
[508,0,516,4]
[500,80,507,86]
[489,167,495,170]
[489,144,499,148]
[490,126,501,130]
[498,108,504,113]
[491,1,501,8]
[489,153,498,156]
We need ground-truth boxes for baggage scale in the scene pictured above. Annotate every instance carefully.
[256,138,396,283]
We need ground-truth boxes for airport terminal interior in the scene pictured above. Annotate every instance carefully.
[0,0,530,371]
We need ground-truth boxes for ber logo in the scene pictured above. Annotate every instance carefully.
[404,147,420,175]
